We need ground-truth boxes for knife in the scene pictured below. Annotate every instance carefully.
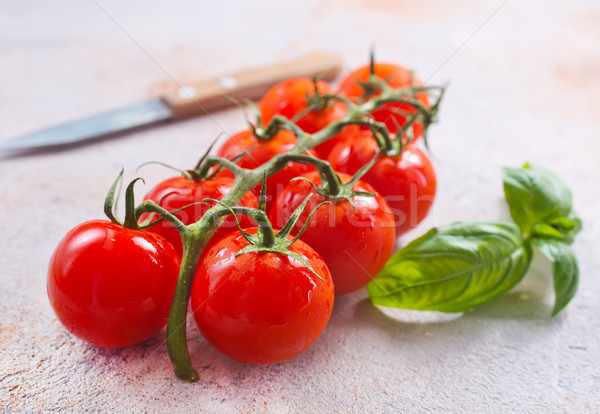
[0,52,342,151]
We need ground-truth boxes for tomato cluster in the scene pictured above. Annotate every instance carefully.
[47,60,439,373]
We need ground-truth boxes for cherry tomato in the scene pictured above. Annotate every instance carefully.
[217,129,315,212]
[141,175,258,257]
[269,171,396,295]
[191,227,334,364]
[47,220,180,348]
[338,63,429,139]
[259,78,356,158]
[328,130,436,235]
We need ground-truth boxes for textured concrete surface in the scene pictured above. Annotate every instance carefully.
[1,0,599,412]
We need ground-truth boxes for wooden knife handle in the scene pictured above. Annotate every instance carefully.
[161,52,342,120]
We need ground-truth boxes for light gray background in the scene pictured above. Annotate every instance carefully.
[1,1,598,412]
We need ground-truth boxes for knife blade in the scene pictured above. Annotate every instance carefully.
[0,52,342,151]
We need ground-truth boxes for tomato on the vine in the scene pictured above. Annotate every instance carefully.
[269,171,396,295]
[338,63,429,139]
[142,175,258,257]
[328,130,436,235]
[259,78,356,158]
[217,129,315,212]
[191,227,334,364]
[47,220,180,348]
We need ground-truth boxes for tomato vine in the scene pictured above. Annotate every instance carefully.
[134,76,445,381]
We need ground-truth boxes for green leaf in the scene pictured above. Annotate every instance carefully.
[502,164,573,237]
[547,215,578,231]
[530,239,579,316]
[547,212,582,245]
[531,223,564,240]
[367,222,532,313]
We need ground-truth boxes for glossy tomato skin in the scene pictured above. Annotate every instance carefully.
[191,228,334,364]
[142,175,258,256]
[217,129,315,212]
[259,78,356,158]
[328,131,436,235]
[338,63,429,139]
[269,172,396,295]
[47,220,180,348]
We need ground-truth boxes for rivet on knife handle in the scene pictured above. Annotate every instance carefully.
[161,52,343,120]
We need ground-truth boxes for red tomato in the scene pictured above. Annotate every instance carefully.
[259,78,356,158]
[328,130,436,235]
[217,129,315,212]
[269,171,396,295]
[142,175,258,257]
[338,63,429,139]
[191,227,334,364]
[47,220,180,348]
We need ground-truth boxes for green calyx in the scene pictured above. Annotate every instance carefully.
[148,135,248,181]
[285,79,336,127]
[350,49,446,152]
[368,79,445,152]
[105,169,204,232]
[286,151,378,210]
[342,78,444,155]
[251,78,335,141]
[189,137,229,180]
[303,77,334,111]
[244,100,295,142]
[136,138,225,182]
[218,96,284,142]
[248,105,276,141]
[205,178,329,281]
[104,169,144,230]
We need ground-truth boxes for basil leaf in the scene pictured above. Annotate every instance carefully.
[368,222,532,313]
[547,215,579,232]
[531,223,565,240]
[503,164,573,237]
[530,239,579,316]
[547,212,582,245]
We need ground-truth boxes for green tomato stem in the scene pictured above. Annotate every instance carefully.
[196,155,244,178]
[254,212,276,246]
[281,153,343,195]
[166,227,203,382]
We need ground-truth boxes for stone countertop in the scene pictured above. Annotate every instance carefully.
[1,1,599,412]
